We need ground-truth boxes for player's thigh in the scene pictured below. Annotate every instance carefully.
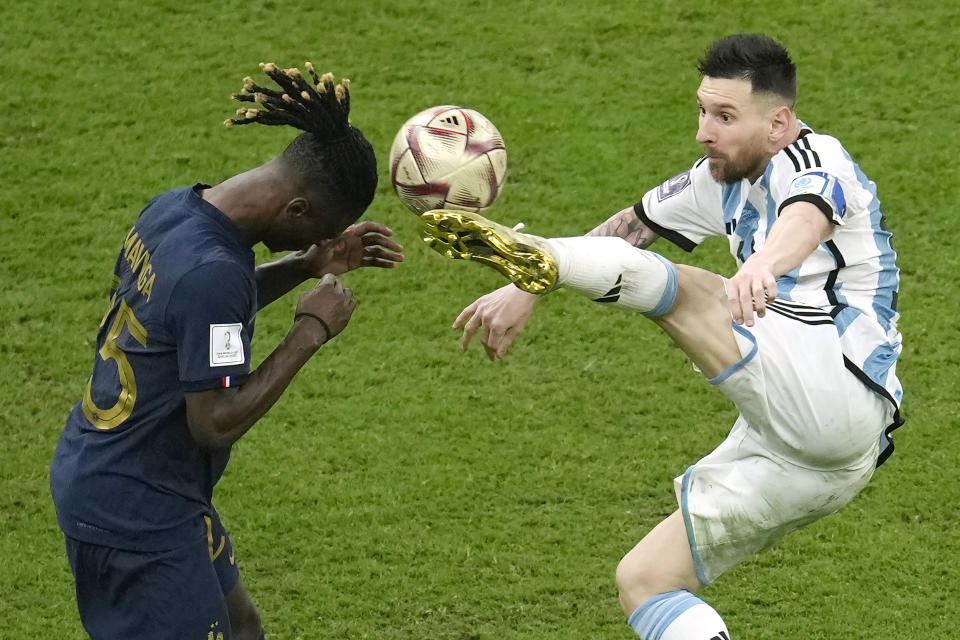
[207,508,263,639]
[65,535,230,640]
[651,265,742,379]
[678,425,877,585]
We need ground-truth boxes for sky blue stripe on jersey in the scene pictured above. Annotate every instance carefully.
[844,150,899,331]
[832,305,861,337]
[721,181,742,225]
[863,342,899,391]
[708,322,758,385]
[776,266,800,301]
[680,467,710,585]
[735,203,761,262]
[762,163,778,233]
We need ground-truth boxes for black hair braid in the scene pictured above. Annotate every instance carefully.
[225,61,378,216]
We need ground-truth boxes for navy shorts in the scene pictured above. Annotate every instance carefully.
[65,509,240,640]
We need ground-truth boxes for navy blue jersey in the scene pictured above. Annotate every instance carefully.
[51,185,256,551]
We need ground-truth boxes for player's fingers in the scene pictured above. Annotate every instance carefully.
[480,317,493,351]
[727,284,745,325]
[495,327,519,359]
[485,323,507,358]
[348,221,386,237]
[357,221,394,236]
[454,301,480,329]
[362,233,404,252]
[363,246,404,266]
[764,277,778,303]
[460,314,481,350]
[752,281,767,318]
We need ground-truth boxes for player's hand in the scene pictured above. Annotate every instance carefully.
[295,273,357,342]
[727,256,778,327]
[300,222,404,277]
[454,284,539,361]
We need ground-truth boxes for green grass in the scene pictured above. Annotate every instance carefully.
[3,0,959,637]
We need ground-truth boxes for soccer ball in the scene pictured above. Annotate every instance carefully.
[389,105,507,214]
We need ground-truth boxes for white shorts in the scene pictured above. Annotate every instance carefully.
[676,303,894,584]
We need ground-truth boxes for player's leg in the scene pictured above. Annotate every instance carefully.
[64,535,232,640]
[615,511,731,639]
[420,209,741,377]
[206,508,265,640]
[620,313,890,639]
[226,579,265,640]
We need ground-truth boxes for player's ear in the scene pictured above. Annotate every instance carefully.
[284,197,310,220]
[768,105,792,144]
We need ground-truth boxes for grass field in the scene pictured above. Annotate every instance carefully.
[3,0,959,637]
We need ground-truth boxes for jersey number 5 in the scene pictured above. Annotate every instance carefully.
[82,299,148,429]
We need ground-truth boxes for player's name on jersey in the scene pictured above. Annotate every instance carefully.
[122,226,157,301]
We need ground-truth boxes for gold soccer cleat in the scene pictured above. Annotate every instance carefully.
[419,209,559,294]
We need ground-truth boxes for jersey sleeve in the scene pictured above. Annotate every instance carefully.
[773,134,852,225]
[167,261,254,392]
[635,158,726,252]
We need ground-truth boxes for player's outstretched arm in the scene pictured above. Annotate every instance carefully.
[727,200,832,326]
[256,222,403,309]
[587,206,660,249]
[185,274,355,450]
[454,283,539,361]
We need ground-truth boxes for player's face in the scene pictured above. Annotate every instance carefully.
[696,77,773,184]
[262,200,353,252]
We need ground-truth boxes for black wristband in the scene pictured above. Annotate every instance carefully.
[294,312,332,344]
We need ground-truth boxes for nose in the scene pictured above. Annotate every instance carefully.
[696,115,713,144]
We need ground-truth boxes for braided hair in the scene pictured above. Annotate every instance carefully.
[226,62,378,219]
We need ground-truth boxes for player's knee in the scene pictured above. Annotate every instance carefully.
[616,543,697,614]
[615,547,654,604]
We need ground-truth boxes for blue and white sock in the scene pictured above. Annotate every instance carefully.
[544,236,678,317]
[628,590,730,640]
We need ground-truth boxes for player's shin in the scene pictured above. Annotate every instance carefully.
[545,237,678,316]
[628,590,731,640]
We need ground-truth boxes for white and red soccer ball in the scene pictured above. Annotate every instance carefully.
[389,106,507,214]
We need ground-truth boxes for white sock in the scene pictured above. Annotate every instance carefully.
[544,236,678,316]
[628,591,730,640]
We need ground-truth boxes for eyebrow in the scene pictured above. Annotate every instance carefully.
[698,100,740,111]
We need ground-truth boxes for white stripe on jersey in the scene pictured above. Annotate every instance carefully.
[638,122,902,409]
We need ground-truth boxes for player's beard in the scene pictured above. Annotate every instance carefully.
[706,140,769,184]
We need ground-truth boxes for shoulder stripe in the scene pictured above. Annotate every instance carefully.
[800,137,822,167]
[790,141,812,169]
[782,146,802,172]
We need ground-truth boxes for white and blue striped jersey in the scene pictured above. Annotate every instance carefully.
[635,123,902,426]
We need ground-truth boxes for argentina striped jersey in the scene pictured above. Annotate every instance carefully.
[635,123,903,414]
